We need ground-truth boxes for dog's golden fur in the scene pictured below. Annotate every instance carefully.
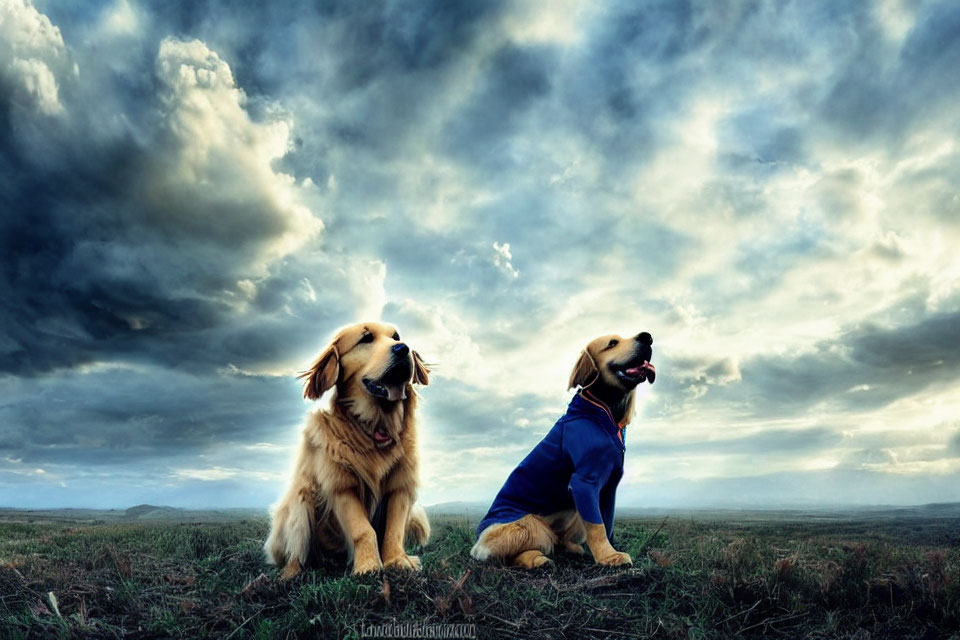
[471,333,648,568]
[264,322,431,577]
[473,511,587,568]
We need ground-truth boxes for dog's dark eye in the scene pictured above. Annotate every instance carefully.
[392,332,400,341]
[607,339,619,349]
[359,333,374,344]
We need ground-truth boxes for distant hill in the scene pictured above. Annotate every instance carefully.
[124,504,183,519]
[0,505,266,524]
[122,505,266,521]
[2,502,958,523]
[867,502,960,517]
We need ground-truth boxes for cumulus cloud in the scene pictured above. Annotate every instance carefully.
[670,356,742,399]
[0,19,323,376]
[0,0,70,115]
[151,37,321,265]
[728,310,960,416]
[491,241,519,278]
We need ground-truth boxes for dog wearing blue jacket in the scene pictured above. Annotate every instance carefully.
[471,331,655,568]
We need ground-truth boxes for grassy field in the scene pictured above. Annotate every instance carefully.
[1,508,958,639]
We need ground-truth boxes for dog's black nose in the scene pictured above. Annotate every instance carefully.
[635,332,653,346]
[392,343,409,356]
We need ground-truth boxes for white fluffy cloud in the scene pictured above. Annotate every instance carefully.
[0,0,70,114]
[151,37,322,271]
[491,241,519,278]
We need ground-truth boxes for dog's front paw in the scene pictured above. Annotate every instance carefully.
[280,559,301,581]
[513,550,553,569]
[563,541,585,555]
[596,551,632,567]
[352,551,383,575]
[383,553,421,571]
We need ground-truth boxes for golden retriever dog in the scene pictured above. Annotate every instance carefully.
[265,322,431,578]
[471,331,655,569]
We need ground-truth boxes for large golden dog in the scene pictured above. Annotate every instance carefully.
[265,322,431,577]
[471,331,655,569]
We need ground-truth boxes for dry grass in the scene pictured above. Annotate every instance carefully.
[1,511,958,639]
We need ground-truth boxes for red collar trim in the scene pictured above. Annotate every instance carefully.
[579,389,626,439]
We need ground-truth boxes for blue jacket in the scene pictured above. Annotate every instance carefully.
[476,392,625,543]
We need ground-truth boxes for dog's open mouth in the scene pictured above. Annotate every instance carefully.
[362,359,412,402]
[362,378,405,401]
[611,360,655,387]
[371,424,393,448]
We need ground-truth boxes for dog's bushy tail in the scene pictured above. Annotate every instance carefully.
[406,503,431,547]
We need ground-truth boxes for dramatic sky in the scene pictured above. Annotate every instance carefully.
[2,0,959,510]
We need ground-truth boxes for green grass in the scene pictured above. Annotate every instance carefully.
[1,512,958,639]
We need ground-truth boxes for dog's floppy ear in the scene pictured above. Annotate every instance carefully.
[568,349,598,390]
[299,344,340,400]
[412,350,430,386]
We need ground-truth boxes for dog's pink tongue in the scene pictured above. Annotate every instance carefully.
[385,386,404,402]
[374,429,391,443]
[626,362,653,376]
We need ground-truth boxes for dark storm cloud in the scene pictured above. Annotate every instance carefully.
[419,378,558,448]
[550,0,704,164]
[442,43,555,165]
[815,4,895,142]
[817,1,960,150]
[130,0,710,342]
[711,310,960,417]
[0,5,329,376]
[0,0,378,508]
[0,364,304,465]
[663,355,741,389]
[146,0,511,176]
[0,0,532,503]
